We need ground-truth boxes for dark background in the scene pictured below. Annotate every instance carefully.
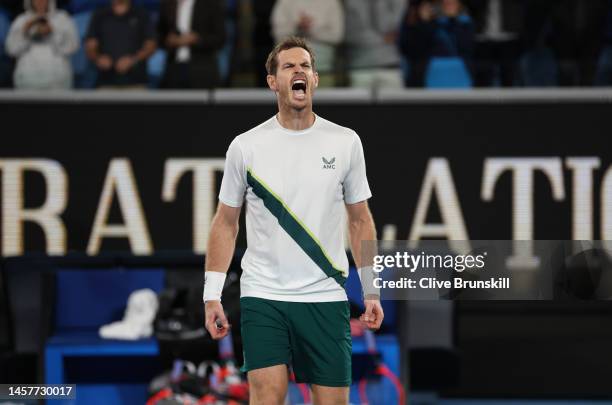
[0,100,610,252]
[1,98,612,398]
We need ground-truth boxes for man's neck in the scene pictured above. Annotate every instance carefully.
[276,106,315,131]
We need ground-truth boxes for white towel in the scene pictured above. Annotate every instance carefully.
[99,288,159,340]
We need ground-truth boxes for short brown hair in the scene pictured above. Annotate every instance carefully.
[265,36,316,76]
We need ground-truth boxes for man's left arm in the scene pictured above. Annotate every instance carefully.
[346,201,384,330]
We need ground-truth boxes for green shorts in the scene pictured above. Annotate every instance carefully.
[240,296,352,387]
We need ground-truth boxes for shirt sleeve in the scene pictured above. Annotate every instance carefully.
[343,132,372,204]
[5,15,31,57]
[50,13,80,56]
[218,138,247,207]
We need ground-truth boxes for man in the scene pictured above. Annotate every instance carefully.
[344,0,405,88]
[5,0,78,89]
[203,36,383,405]
[399,0,474,87]
[464,0,524,87]
[85,0,156,88]
[157,0,225,89]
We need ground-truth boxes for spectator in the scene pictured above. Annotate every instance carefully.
[550,0,607,86]
[464,0,524,87]
[85,0,156,88]
[521,0,607,86]
[345,0,405,88]
[252,0,274,87]
[157,0,225,89]
[5,0,78,89]
[399,0,474,87]
[271,0,344,87]
[519,0,556,86]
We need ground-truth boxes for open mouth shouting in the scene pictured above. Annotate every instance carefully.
[291,77,307,101]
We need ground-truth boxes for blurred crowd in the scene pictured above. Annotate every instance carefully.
[0,0,612,90]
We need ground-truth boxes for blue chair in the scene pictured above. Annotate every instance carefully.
[71,11,97,88]
[147,49,166,88]
[45,268,165,405]
[345,268,401,405]
[425,56,472,89]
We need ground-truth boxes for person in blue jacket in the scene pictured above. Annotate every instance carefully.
[399,0,475,86]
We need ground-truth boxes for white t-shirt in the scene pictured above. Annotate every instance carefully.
[218,114,372,302]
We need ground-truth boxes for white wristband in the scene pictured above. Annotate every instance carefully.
[358,266,380,299]
[203,271,226,303]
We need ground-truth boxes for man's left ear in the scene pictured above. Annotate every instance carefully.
[267,74,277,93]
[314,72,319,89]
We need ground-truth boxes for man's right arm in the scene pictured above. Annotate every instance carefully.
[204,202,241,339]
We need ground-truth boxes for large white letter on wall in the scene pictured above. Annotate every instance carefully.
[601,165,612,246]
[482,158,565,269]
[0,159,67,256]
[409,158,470,253]
[87,158,152,255]
[566,157,600,241]
[162,159,225,254]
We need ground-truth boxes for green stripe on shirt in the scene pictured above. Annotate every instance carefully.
[246,168,346,287]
